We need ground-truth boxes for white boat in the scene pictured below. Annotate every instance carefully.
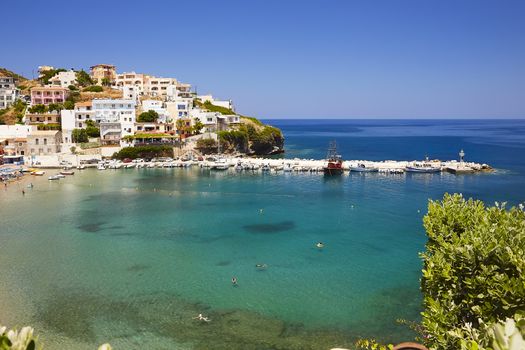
[350,164,379,172]
[60,170,75,175]
[235,162,243,171]
[31,171,45,176]
[56,174,66,178]
[261,164,271,172]
[405,165,441,173]
[48,175,60,180]
[77,165,86,170]
[211,158,229,170]
[97,164,106,170]
[283,164,292,172]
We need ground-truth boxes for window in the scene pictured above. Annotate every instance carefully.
[31,148,34,154]
[44,139,47,145]
[35,139,39,145]
[47,148,51,153]
[178,105,185,110]
[79,123,82,128]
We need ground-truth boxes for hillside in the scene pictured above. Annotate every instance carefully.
[0,67,28,82]
[194,100,284,155]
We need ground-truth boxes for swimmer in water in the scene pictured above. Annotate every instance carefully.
[255,263,267,270]
[316,242,324,249]
[231,276,238,286]
[193,313,211,322]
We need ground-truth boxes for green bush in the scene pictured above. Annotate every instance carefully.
[37,123,61,131]
[112,145,173,160]
[420,194,525,349]
[137,110,159,122]
[83,85,103,93]
[72,128,88,143]
[196,138,217,154]
[28,104,47,114]
[68,85,78,91]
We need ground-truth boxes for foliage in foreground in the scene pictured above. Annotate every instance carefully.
[421,194,525,349]
[0,325,112,350]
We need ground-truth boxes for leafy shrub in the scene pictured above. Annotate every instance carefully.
[420,194,525,349]
[218,130,248,152]
[196,138,217,154]
[83,85,103,93]
[76,70,94,87]
[72,128,88,143]
[137,110,159,122]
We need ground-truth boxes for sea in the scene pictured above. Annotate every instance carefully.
[1,119,524,350]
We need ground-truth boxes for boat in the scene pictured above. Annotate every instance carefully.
[31,171,45,176]
[77,165,86,170]
[323,141,344,176]
[48,175,60,180]
[405,165,441,173]
[261,163,271,172]
[235,162,243,171]
[60,170,75,175]
[211,158,229,170]
[350,163,379,172]
[283,163,292,172]
[56,174,66,178]
[97,164,106,170]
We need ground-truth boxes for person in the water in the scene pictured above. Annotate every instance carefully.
[316,242,324,248]
[255,264,267,269]
[231,276,238,285]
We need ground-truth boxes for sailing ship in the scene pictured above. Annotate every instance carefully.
[323,141,344,175]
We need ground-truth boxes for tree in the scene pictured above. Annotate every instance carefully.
[420,194,525,349]
[68,85,78,91]
[28,104,47,114]
[137,110,159,123]
[63,100,75,110]
[47,103,63,113]
[76,70,93,87]
[85,120,100,138]
[71,129,88,143]
[100,77,111,87]
[196,138,217,154]
[192,118,204,134]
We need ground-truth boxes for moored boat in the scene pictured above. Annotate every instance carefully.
[211,158,229,170]
[350,163,379,172]
[405,163,441,173]
[60,170,75,175]
[31,171,45,176]
[48,175,60,180]
[323,141,344,176]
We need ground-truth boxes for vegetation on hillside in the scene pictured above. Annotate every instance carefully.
[420,194,525,349]
[38,68,66,85]
[83,85,103,93]
[0,67,27,82]
[0,99,26,124]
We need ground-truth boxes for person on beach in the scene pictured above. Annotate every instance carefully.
[22,189,25,196]
[193,313,211,322]
[231,276,238,286]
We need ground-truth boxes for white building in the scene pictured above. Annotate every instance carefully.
[92,99,136,146]
[60,110,75,144]
[115,72,178,98]
[197,94,234,111]
[48,70,77,88]
[166,100,191,119]
[0,75,19,109]
[190,109,240,132]
[141,100,169,122]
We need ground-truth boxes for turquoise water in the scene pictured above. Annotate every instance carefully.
[1,119,524,349]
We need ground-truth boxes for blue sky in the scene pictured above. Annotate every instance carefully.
[3,0,525,118]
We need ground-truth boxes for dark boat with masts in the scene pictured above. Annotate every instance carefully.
[323,141,344,175]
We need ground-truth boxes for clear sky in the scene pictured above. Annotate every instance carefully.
[3,0,525,119]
